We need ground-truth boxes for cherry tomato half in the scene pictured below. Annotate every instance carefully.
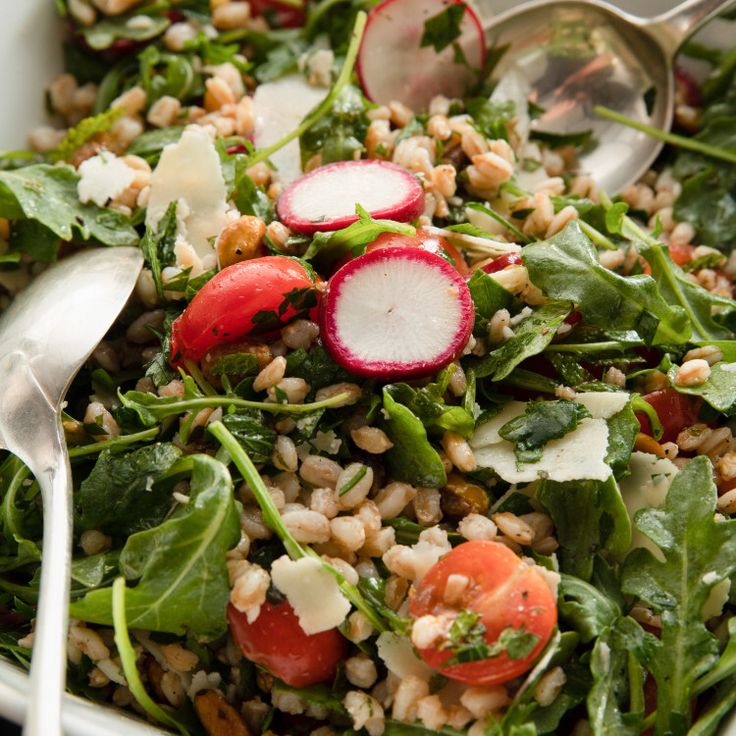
[636,388,699,443]
[249,0,305,28]
[667,241,696,266]
[409,540,557,686]
[366,230,469,275]
[170,256,319,365]
[227,601,347,688]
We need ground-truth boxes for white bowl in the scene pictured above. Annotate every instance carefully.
[1,1,735,734]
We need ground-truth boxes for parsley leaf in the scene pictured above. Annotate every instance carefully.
[420,3,466,53]
[498,399,591,465]
[621,456,736,734]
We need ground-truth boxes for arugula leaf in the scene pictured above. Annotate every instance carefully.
[71,454,240,638]
[635,237,735,341]
[0,165,138,246]
[9,220,59,263]
[471,301,571,381]
[285,344,353,391]
[81,13,170,50]
[621,456,736,735]
[300,84,369,167]
[230,159,274,221]
[420,2,466,53]
[303,204,416,263]
[221,411,276,465]
[466,269,514,336]
[522,222,690,345]
[536,477,631,580]
[126,127,184,165]
[530,129,594,150]
[141,201,178,301]
[605,401,640,479]
[382,388,447,488]
[558,574,620,643]
[498,399,591,464]
[0,457,41,572]
[74,443,182,537]
[667,361,736,415]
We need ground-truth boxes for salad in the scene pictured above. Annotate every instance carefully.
[2,1,736,735]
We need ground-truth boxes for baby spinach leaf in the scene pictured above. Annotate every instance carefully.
[471,301,571,381]
[382,388,447,488]
[621,456,736,735]
[466,269,514,336]
[74,443,181,537]
[0,165,138,246]
[71,454,240,639]
[10,220,59,262]
[221,411,276,465]
[71,552,120,592]
[667,361,736,415]
[522,222,690,345]
[537,477,631,580]
[498,400,590,464]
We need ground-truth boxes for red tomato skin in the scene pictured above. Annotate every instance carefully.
[409,541,557,686]
[170,257,317,365]
[249,0,305,27]
[637,388,699,443]
[366,230,469,275]
[227,601,347,687]
[667,240,696,266]
[479,252,523,274]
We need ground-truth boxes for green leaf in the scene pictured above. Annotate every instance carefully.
[420,2,466,53]
[466,269,514,336]
[71,552,120,592]
[537,477,631,580]
[10,220,59,262]
[465,97,515,141]
[285,344,353,392]
[48,108,124,162]
[221,411,276,465]
[141,201,178,301]
[498,399,591,465]
[558,574,620,643]
[621,456,736,735]
[303,204,416,264]
[0,165,138,246]
[522,222,690,345]
[231,159,274,221]
[382,388,447,488]
[383,722,465,736]
[126,126,184,166]
[636,238,735,341]
[74,443,182,537]
[71,455,240,638]
[471,301,571,381]
[605,401,640,478]
[81,13,170,50]
[530,128,594,150]
[667,361,736,415]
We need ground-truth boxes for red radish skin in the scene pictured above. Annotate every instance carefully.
[357,0,486,110]
[277,160,424,235]
[321,246,473,379]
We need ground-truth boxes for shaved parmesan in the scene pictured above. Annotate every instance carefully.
[77,151,136,207]
[253,75,327,184]
[575,391,630,419]
[470,399,613,483]
[270,556,350,634]
[146,125,228,263]
[376,631,433,681]
[703,578,731,621]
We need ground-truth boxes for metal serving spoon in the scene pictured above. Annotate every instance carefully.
[475,0,736,193]
[0,246,142,735]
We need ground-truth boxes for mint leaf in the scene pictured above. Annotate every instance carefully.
[498,399,591,465]
[621,456,736,734]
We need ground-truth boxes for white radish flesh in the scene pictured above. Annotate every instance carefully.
[277,160,424,234]
[357,0,486,110]
[321,246,473,379]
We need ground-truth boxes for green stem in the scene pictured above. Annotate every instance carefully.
[466,202,531,244]
[594,105,736,166]
[545,341,643,353]
[183,359,217,398]
[68,428,160,459]
[209,421,388,633]
[246,10,367,167]
[112,578,190,736]
[578,220,618,251]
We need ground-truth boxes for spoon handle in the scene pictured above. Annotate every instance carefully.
[646,0,736,59]
[22,430,72,736]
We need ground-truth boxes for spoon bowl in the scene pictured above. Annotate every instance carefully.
[0,246,143,735]
[480,0,735,193]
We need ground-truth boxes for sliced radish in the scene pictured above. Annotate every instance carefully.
[276,160,424,235]
[321,246,473,379]
[357,0,486,110]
